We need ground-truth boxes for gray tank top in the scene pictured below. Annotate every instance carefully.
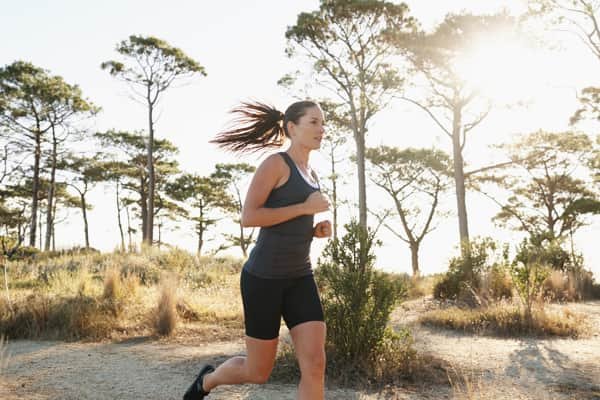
[243,152,320,278]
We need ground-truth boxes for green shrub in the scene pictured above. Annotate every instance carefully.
[482,265,513,301]
[316,221,406,370]
[433,237,500,303]
[8,246,40,261]
[511,236,553,321]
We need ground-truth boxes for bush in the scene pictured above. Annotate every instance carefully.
[511,236,552,321]
[316,221,406,372]
[433,237,500,304]
[481,265,513,301]
[543,268,600,301]
[7,246,40,261]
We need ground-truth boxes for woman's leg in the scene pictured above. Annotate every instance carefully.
[202,335,278,391]
[290,321,326,400]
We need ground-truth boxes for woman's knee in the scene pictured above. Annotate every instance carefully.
[246,366,272,384]
[299,348,326,376]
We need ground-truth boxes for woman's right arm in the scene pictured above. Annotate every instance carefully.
[241,155,329,228]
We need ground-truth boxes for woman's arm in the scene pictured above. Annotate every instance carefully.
[241,155,329,228]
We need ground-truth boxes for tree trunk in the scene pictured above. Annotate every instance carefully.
[410,242,420,278]
[51,199,57,251]
[355,130,367,231]
[197,206,204,256]
[452,107,469,250]
[45,130,58,251]
[239,221,247,257]
[116,182,125,252]
[157,221,161,249]
[140,176,148,244]
[126,206,133,252]
[38,208,43,249]
[81,193,90,248]
[51,223,55,252]
[330,153,339,242]
[146,101,155,246]
[236,190,248,257]
[29,130,41,247]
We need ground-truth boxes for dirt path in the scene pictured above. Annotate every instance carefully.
[392,299,600,399]
[1,300,599,400]
[0,339,441,400]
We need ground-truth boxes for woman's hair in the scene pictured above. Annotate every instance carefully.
[211,100,319,153]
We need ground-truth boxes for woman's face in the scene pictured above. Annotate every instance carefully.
[288,106,325,150]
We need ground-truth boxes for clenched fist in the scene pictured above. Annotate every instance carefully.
[303,191,330,214]
[313,220,332,238]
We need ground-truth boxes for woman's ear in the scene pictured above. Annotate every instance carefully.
[286,120,295,138]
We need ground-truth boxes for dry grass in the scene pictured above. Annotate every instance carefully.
[420,301,589,338]
[0,248,245,341]
[407,274,439,299]
[0,291,117,340]
[155,275,178,336]
[542,269,600,302]
[103,267,121,301]
[447,365,485,400]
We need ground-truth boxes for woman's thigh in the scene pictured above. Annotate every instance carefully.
[240,269,284,340]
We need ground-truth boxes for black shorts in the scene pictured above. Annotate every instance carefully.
[240,269,324,340]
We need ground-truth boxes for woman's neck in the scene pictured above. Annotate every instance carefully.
[286,145,310,169]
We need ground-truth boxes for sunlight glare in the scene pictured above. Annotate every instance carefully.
[453,37,545,104]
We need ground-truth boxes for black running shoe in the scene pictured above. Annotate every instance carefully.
[183,364,215,400]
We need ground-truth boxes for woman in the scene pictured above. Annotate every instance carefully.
[184,100,331,400]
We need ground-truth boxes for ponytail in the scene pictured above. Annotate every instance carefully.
[211,102,285,153]
[211,100,319,154]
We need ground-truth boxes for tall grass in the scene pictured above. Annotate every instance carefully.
[155,275,178,336]
[420,301,589,338]
[0,248,244,341]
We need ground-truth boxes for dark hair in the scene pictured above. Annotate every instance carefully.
[211,100,319,153]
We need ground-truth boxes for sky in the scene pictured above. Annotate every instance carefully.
[1,0,599,278]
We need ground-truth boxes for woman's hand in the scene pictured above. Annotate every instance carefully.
[313,220,332,238]
[303,191,330,215]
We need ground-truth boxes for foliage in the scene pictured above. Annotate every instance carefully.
[210,163,256,257]
[403,12,520,246]
[510,235,553,320]
[95,129,182,244]
[433,237,500,304]
[101,35,206,245]
[284,0,418,230]
[166,173,227,255]
[0,61,98,248]
[485,131,597,240]
[366,145,452,276]
[316,220,406,369]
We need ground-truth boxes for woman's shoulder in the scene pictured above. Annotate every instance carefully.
[253,152,289,180]
[259,152,288,170]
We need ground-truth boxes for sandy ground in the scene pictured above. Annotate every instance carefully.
[1,300,599,400]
